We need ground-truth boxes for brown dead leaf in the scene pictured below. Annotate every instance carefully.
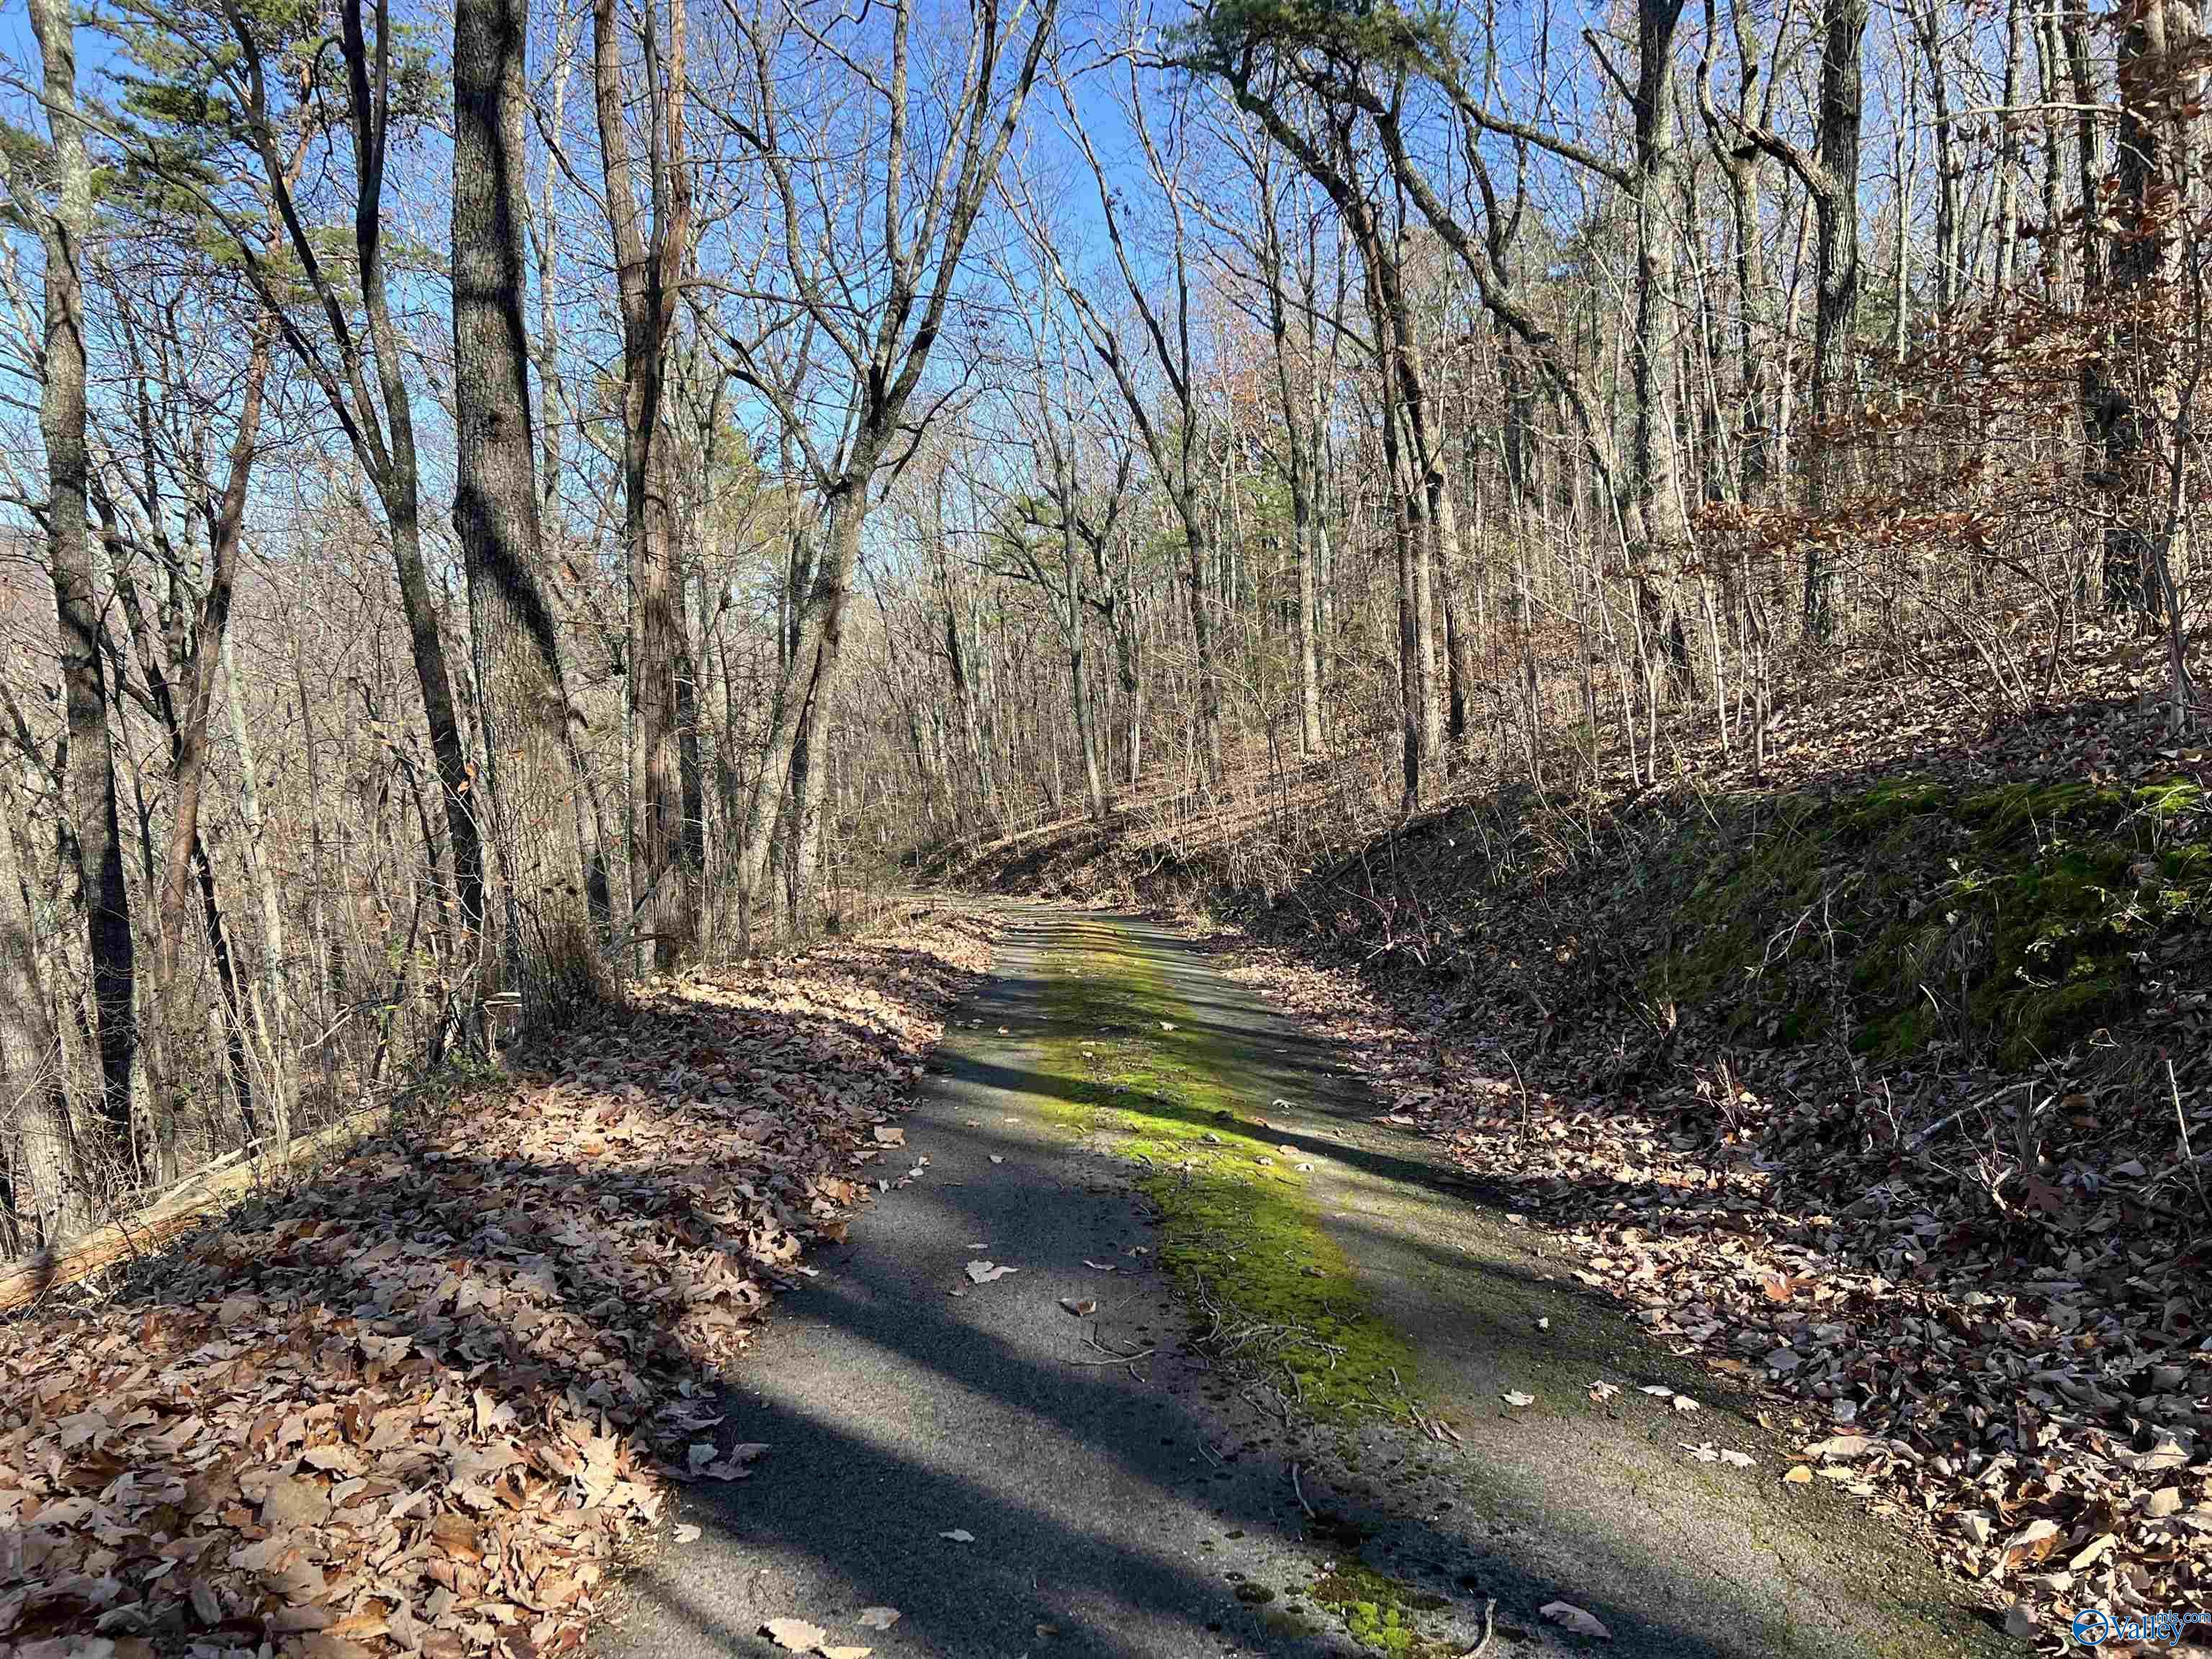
[761,1618,829,1651]
[1539,1601,1612,1639]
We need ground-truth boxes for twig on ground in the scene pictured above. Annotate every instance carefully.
[2173,1058,2210,1220]
[1244,1384,1292,1426]
[1064,1348,1158,1367]
[1071,1332,1156,1371]
[1291,1461,1315,1518]
[1460,1597,1498,1658]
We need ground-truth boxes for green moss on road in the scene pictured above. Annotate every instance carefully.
[1035,920,1415,1419]
[1308,1559,1457,1657]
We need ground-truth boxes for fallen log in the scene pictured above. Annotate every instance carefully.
[0,1105,382,1313]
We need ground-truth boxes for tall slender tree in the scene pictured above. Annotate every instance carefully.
[453,0,608,1017]
[28,0,138,1142]
[594,0,697,966]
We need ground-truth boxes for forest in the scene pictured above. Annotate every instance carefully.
[3,0,2203,1238]
[1,0,2207,1647]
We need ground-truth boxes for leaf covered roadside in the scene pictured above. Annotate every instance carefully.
[1216,938,2210,1651]
[1,909,993,1659]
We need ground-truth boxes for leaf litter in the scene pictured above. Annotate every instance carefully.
[0,909,992,1658]
[1220,911,2212,1647]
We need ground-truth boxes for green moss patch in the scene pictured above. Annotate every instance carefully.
[1308,1559,1456,1656]
[1035,920,1416,1417]
[1645,775,2210,1066]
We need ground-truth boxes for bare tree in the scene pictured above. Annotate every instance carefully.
[27,0,138,1143]
[706,0,1057,938]
[453,0,608,1018]
[594,0,698,966]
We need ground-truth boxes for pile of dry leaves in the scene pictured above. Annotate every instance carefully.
[1220,940,2211,1650]
[0,908,992,1659]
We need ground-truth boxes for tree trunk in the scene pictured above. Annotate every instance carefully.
[29,0,136,1144]
[1631,0,1694,686]
[595,0,696,967]
[1,770,81,1247]
[220,627,294,1150]
[1802,0,1870,637]
[1907,0,1963,320]
[1995,0,2026,293]
[452,0,606,1021]
[1259,196,1326,757]
[344,0,489,944]
[1183,524,1223,785]
[2093,0,2184,614]
[739,476,868,935]
[152,325,271,1076]
[1380,384,1423,814]
[1064,531,1109,822]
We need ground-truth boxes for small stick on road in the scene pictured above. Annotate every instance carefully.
[1460,1597,1498,1658]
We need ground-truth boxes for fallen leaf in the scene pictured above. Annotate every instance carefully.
[673,1524,701,1544]
[1588,1381,1619,1403]
[939,1529,975,1542]
[1804,1434,1875,1461]
[1783,1466,1813,1485]
[1718,1449,1754,1469]
[872,1127,905,1147]
[855,1608,902,1631]
[1082,1260,1117,1272]
[1501,1390,1535,1408]
[1539,1600,1612,1639]
[2068,1533,2116,1570]
[2115,1430,2192,1473]
[2000,1518,2061,1571]
[761,1618,828,1652]
[965,1261,1018,1285]
[1059,1299,1097,1317]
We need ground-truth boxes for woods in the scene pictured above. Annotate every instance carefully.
[1,0,2203,1258]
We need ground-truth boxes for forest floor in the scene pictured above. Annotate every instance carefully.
[0,907,992,1659]
[598,905,2002,1659]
